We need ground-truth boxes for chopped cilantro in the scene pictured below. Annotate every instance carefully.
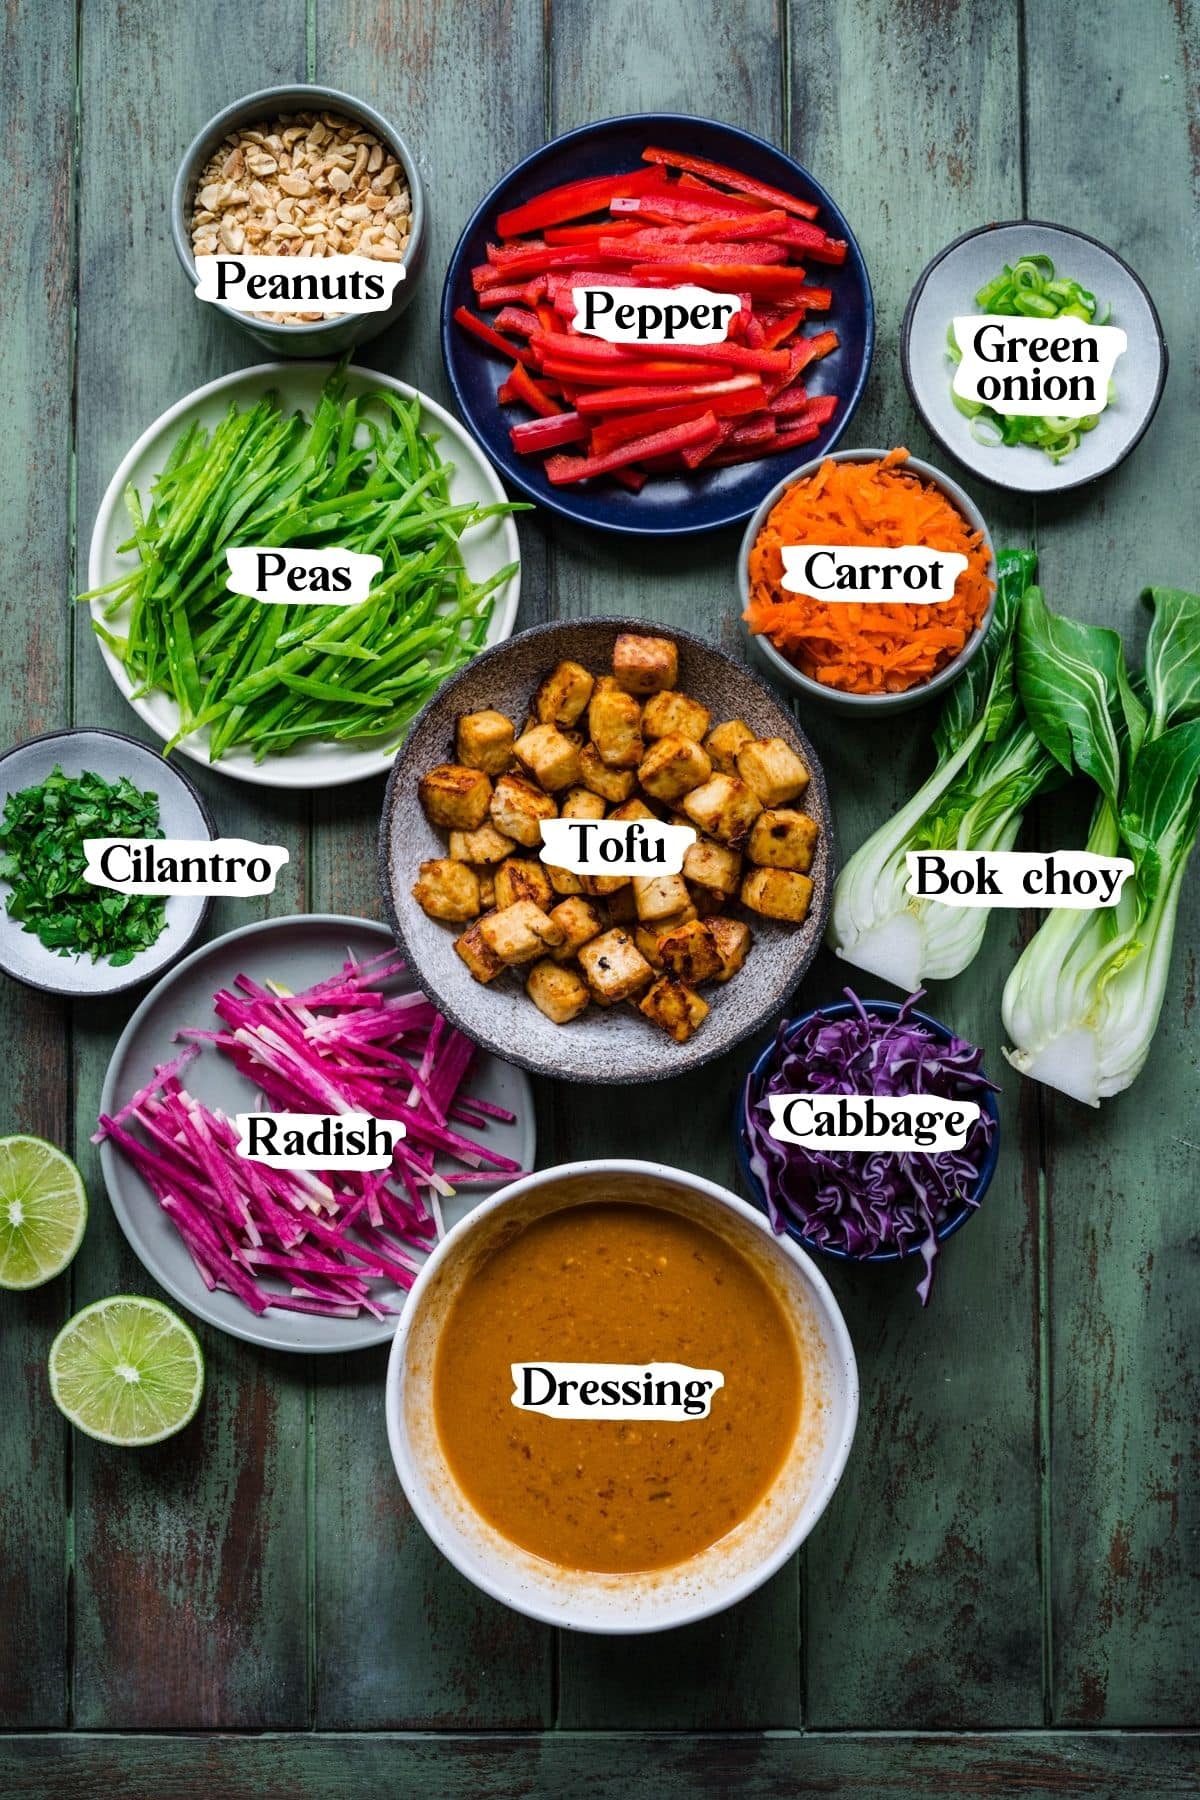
[0,766,167,964]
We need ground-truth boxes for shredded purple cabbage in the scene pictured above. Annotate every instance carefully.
[743,989,999,1304]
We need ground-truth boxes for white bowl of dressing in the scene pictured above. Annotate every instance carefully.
[385,1157,859,1633]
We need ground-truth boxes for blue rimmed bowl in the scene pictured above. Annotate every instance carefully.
[441,113,873,537]
[735,997,1001,1269]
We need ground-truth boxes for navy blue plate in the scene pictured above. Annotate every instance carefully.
[441,113,874,538]
[735,998,1001,1269]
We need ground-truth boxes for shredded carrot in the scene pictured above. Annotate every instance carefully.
[744,448,995,695]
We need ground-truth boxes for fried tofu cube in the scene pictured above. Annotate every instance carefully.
[411,858,481,923]
[707,916,751,981]
[607,797,657,823]
[736,736,810,806]
[548,863,585,897]
[548,897,603,962]
[478,900,566,965]
[747,809,820,872]
[454,917,504,984]
[741,867,813,924]
[638,734,712,804]
[641,689,711,742]
[578,928,654,1004]
[612,632,678,695]
[635,925,665,970]
[455,710,515,775]
[579,741,636,803]
[580,872,631,898]
[561,785,606,821]
[682,774,762,847]
[657,917,723,984]
[633,872,691,923]
[513,722,582,793]
[638,974,709,1042]
[588,677,644,768]
[682,834,742,896]
[447,822,515,864]
[703,718,755,776]
[477,870,496,909]
[489,773,557,849]
[494,857,554,912]
[418,763,492,830]
[526,958,591,1024]
[534,659,594,727]
[603,886,637,926]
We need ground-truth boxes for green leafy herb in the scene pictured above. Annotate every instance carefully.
[946,255,1113,463]
[0,766,166,964]
[80,369,523,765]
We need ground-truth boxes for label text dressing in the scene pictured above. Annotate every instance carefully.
[511,1361,725,1420]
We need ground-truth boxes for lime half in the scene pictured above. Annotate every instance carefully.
[49,1296,205,1445]
[0,1136,88,1289]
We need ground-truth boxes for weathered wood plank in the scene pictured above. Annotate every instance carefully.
[0,0,76,1730]
[1024,0,1200,1728]
[3,1731,1200,1799]
[305,0,555,1728]
[788,0,1047,1729]
[542,0,803,1731]
[67,0,312,1728]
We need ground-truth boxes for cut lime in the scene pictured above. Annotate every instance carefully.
[0,1136,88,1289]
[49,1295,205,1445]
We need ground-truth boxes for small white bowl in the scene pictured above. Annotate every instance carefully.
[385,1158,858,1634]
[737,447,997,717]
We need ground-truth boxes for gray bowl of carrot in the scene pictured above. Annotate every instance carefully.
[737,447,997,716]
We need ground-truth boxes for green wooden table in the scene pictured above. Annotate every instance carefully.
[2,2,1197,1794]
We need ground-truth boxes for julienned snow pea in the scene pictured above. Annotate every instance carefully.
[81,370,522,763]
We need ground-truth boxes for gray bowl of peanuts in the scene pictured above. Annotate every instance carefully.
[172,85,426,356]
[379,618,835,1084]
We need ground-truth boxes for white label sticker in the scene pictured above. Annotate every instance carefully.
[234,1112,403,1170]
[540,817,696,876]
[779,544,969,603]
[906,850,1134,909]
[510,1361,725,1420]
[952,314,1127,417]
[767,1093,981,1152]
[225,547,383,606]
[194,254,405,313]
[82,838,289,896]
[572,283,741,345]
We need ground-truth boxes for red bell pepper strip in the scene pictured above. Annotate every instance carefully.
[589,404,720,456]
[542,219,645,245]
[703,419,822,468]
[509,411,589,453]
[791,328,839,370]
[769,380,809,417]
[538,354,735,386]
[597,234,792,266]
[772,419,826,449]
[772,391,839,428]
[530,331,790,376]
[638,263,832,306]
[496,168,670,238]
[494,305,540,338]
[544,410,720,484]
[475,282,535,309]
[611,465,647,492]
[497,361,565,416]
[611,193,765,227]
[770,220,848,265]
[573,373,764,416]
[453,305,535,365]
[755,306,805,349]
[725,416,780,449]
[639,146,820,220]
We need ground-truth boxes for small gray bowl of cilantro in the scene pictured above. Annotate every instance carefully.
[0,729,215,996]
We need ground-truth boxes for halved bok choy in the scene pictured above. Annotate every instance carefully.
[1001,585,1200,1105]
[828,548,1061,988]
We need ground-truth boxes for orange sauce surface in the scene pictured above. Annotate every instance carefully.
[433,1202,801,1573]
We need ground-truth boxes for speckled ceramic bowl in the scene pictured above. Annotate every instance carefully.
[379,618,835,1085]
